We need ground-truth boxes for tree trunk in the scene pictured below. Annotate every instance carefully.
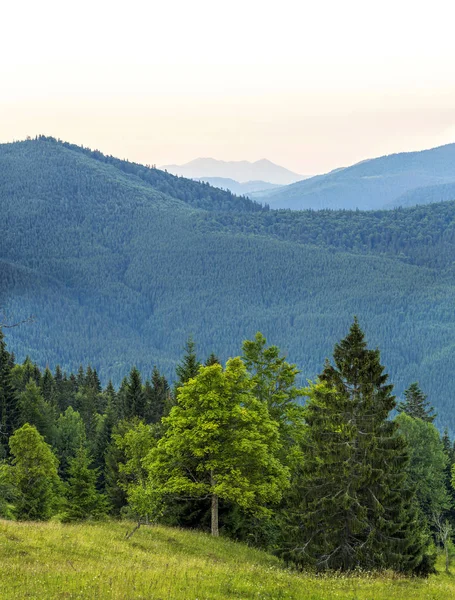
[211,493,219,536]
[211,470,219,536]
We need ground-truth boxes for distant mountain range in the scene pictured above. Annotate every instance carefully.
[194,177,281,196]
[161,157,303,185]
[259,143,455,210]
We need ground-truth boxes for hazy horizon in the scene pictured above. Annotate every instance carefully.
[2,0,455,174]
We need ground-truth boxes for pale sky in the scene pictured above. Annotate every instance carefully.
[1,0,455,174]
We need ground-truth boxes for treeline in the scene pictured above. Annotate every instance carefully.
[1,322,455,575]
[31,136,266,213]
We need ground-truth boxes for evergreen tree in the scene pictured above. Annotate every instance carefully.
[65,445,108,520]
[146,366,169,424]
[398,382,436,423]
[205,353,221,366]
[116,377,129,421]
[18,379,56,443]
[282,319,433,573]
[54,407,87,479]
[92,386,117,489]
[40,367,56,407]
[442,429,455,525]
[76,365,85,390]
[20,357,41,390]
[75,380,100,442]
[175,336,201,387]
[125,367,146,419]
[0,327,17,455]
[53,365,67,412]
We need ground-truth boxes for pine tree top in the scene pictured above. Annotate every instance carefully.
[397,382,436,423]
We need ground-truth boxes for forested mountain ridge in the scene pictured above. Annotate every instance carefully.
[3,137,455,431]
[1,136,263,213]
[260,143,455,210]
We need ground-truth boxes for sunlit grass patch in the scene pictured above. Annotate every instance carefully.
[1,519,455,599]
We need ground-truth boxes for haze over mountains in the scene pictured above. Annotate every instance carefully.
[194,177,281,196]
[260,143,455,210]
[162,157,303,185]
[3,137,455,431]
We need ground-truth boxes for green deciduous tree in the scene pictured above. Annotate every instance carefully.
[54,407,87,479]
[395,413,450,521]
[114,421,158,520]
[5,423,61,520]
[147,358,290,536]
[242,332,305,466]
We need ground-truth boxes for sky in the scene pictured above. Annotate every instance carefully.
[1,0,455,175]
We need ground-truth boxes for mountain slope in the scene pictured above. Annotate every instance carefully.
[385,181,455,209]
[162,157,303,185]
[3,138,455,431]
[261,143,455,210]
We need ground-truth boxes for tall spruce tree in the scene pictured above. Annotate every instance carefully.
[0,327,17,455]
[125,367,146,420]
[398,382,437,423]
[282,319,433,573]
[146,366,169,424]
[65,446,108,521]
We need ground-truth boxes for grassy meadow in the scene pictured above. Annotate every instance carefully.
[0,519,454,599]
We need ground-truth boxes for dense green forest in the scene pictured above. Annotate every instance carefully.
[3,137,455,431]
[1,321,454,574]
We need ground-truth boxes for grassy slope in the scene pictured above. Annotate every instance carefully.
[0,520,454,599]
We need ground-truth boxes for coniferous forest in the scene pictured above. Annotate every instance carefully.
[3,137,455,432]
[1,321,454,575]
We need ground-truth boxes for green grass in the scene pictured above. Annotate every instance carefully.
[1,520,454,599]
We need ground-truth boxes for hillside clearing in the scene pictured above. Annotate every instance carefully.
[0,520,454,599]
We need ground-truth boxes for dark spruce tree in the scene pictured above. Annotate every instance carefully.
[0,328,17,455]
[175,336,201,387]
[441,429,455,525]
[205,353,221,366]
[125,367,146,420]
[398,382,437,423]
[281,319,433,574]
[64,445,108,521]
[146,366,169,424]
